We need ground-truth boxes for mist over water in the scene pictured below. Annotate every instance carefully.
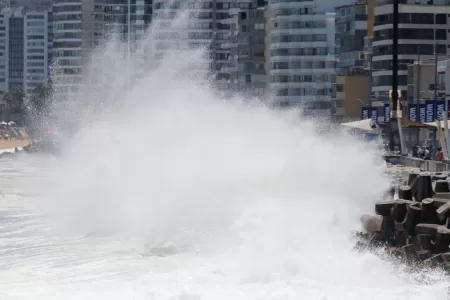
[0,6,448,300]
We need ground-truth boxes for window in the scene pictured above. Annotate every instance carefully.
[436,14,447,24]
[436,29,446,40]
[254,23,264,30]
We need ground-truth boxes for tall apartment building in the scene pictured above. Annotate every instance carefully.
[268,0,335,117]
[372,0,450,120]
[52,0,105,98]
[224,4,267,98]
[152,0,253,80]
[104,0,152,80]
[105,0,152,41]
[335,0,368,75]
[9,0,52,12]
[0,7,24,106]
[6,7,24,90]
[24,9,53,95]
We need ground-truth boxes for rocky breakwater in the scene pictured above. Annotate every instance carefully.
[356,171,450,273]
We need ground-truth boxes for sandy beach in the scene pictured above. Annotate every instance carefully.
[0,139,31,150]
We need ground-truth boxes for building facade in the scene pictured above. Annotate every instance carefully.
[224,5,267,98]
[104,0,152,80]
[6,7,24,90]
[152,0,253,81]
[24,9,53,95]
[268,0,335,117]
[330,73,370,122]
[105,0,152,41]
[372,0,450,122]
[52,0,105,98]
[335,0,368,75]
[9,0,52,12]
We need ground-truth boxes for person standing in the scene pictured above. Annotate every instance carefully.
[436,146,444,161]
[423,147,431,160]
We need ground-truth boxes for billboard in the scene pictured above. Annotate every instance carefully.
[436,100,445,121]
[361,107,369,120]
[370,107,378,124]
[418,104,426,123]
[425,100,435,122]
[384,103,390,123]
[408,103,417,122]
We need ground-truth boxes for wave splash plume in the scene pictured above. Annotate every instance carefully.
[12,4,449,299]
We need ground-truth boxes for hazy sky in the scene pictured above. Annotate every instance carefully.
[315,0,355,13]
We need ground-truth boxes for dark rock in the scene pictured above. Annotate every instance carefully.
[421,198,439,224]
[380,215,395,245]
[413,234,432,252]
[402,244,420,265]
[375,201,396,216]
[424,253,445,268]
[398,185,413,200]
[404,205,422,236]
[395,229,408,247]
[434,227,450,254]
[408,172,420,186]
[437,201,450,223]
[417,249,431,260]
[360,214,381,233]
[392,201,408,222]
[414,223,440,238]
[434,193,450,200]
[414,174,434,202]
[435,180,450,193]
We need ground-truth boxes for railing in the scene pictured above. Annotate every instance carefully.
[385,155,450,172]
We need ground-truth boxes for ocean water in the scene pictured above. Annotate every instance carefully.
[0,4,448,299]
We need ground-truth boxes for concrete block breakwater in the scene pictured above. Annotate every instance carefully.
[356,172,450,274]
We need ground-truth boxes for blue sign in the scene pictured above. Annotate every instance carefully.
[425,100,435,122]
[436,100,445,121]
[408,103,417,122]
[419,104,426,123]
[384,103,390,123]
[361,107,369,120]
[370,107,378,124]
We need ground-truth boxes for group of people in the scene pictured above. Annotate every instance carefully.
[412,145,445,161]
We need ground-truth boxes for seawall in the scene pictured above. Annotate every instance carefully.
[385,155,450,172]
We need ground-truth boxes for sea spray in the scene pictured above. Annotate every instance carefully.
[6,3,447,300]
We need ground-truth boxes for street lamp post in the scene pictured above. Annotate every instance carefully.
[127,0,131,93]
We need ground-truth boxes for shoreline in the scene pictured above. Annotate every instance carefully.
[0,139,31,151]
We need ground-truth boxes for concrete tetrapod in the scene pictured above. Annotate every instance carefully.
[356,170,450,277]
[398,185,413,200]
[435,180,450,193]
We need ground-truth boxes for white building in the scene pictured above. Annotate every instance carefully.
[9,0,52,12]
[152,0,253,81]
[438,59,450,104]
[268,0,335,117]
[24,9,52,95]
[372,0,450,122]
[104,0,152,81]
[52,0,104,98]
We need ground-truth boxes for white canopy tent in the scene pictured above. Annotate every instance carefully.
[340,119,376,132]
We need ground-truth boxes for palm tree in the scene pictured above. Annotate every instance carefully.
[29,83,52,117]
[3,87,26,123]
[27,84,53,139]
